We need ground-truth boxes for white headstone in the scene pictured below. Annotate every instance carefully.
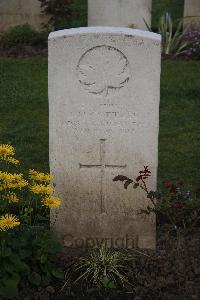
[49,27,161,250]
[184,0,200,27]
[0,0,50,32]
[88,0,152,30]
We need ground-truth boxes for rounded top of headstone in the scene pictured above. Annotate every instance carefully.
[48,27,161,42]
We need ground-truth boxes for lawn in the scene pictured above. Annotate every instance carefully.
[152,0,184,29]
[0,58,49,172]
[0,58,199,191]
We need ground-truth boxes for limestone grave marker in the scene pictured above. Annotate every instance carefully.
[0,0,50,32]
[48,27,161,250]
[184,0,200,27]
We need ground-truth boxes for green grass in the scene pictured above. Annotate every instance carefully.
[152,0,184,29]
[0,58,199,191]
[159,60,200,190]
[0,58,49,172]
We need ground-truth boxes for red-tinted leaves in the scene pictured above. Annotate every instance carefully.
[113,175,133,190]
[136,166,151,182]
[113,175,130,182]
[124,179,134,189]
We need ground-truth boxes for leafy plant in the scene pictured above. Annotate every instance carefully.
[183,26,200,60]
[39,0,87,30]
[0,144,63,298]
[74,247,131,289]
[0,228,63,298]
[145,12,189,56]
[113,166,200,233]
[0,24,47,49]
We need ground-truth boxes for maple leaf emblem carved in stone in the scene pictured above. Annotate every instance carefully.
[77,45,130,96]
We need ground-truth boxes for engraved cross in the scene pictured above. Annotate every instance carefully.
[79,139,126,213]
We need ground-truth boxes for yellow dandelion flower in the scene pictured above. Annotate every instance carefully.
[5,157,19,165]
[4,192,19,203]
[0,144,15,157]
[42,196,61,208]
[0,171,28,190]
[29,169,53,184]
[30,184,54,195]
[14,179,28,189]
[0,214,20,231]
[0,171,9,181]
[0,171,22,181]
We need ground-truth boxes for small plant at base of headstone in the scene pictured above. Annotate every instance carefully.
[0,144,63,298]
[73,247,132,290]
[113,166,200,240]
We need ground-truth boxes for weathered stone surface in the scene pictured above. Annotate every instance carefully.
[0,0,49,32]
[48,27,161,250]
[184,0,200,27]
[88,0,152,30]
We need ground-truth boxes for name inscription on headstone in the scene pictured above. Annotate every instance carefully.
[64,109,137,134]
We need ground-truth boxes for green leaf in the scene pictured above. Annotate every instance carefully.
[48,240,63,254]
[40,254,47,264]
[101,276,116,289]
[19,248,32,259]
[28,272,41,286]
[124,179,133,189]
[0,276,19,298]
[1,273,20,286]
[41,274,51,285]
[133,183,139,189]
[4,262,15,274]
[1,247,12,257]
[9,254,28,272]
[51,268,64,280]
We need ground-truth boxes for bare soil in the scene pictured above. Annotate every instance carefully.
[16,225,200,300]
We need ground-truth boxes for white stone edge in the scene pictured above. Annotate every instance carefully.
[48,27,161,42]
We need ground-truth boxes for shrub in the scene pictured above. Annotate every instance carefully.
[0,144,63,298]
[113,166,200,233]
[0,24,48,49]
[184,27,200,60]
[39,0,87,30]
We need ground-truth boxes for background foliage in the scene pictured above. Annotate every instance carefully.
[152,0,184,30]
[39,0,87,30]
[0,24,47,48]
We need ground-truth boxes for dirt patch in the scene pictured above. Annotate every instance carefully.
[15,225,200,300]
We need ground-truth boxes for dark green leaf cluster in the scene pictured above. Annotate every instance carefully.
[0,24,48,49]
[0,228,63,298]
[39,0,87,30]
